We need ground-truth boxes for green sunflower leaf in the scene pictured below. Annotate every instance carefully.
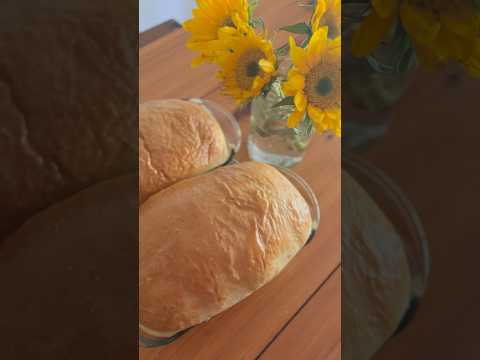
[273,96,295,108]
[280,23,311,35]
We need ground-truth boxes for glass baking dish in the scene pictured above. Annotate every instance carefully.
[342,153,430,339]
[189,98,241,165]
[139,164,320,348]
[275,165,320,241]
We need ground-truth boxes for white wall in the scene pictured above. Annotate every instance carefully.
[139,0,196,32]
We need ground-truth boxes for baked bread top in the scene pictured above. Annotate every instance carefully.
[139,99,230,203]
[139,162,313,337]
[0,2,137,241]
[0,175,137,358]
[342,171,412,360]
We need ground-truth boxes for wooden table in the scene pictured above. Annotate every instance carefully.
[139,1,341,359]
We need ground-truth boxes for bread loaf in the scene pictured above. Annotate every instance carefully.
[139,162,313,337]
[0,175,137,359]
[0,1,137,241]
[139,99,230,203]
[342,172,412,360]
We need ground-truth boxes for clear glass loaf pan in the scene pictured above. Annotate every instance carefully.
[343,153,430,341]
[139,164,320,348]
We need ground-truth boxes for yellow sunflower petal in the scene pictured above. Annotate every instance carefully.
[282,82,297,97]
[412,40,443,68]
[308,105,326,128]
[400,2,441,45]
[294,91,307,112]
[289,73,305,91]
[287,67,303,79]
[462,39,480,76]
[283,68,303,96]
[372,0,400,19]
[287,110,305,128]
[465,60,480,77]
[311,0,327,31]
[191,55,206,68]
[325,108,341,136]
[313,121,327,133]
[351,10,396,56]
[259,59,275,74]
[252,76,264,94]
[435,28,472,61]
[439,10,480,39]
[183,19,194,31]
[232,12,250,34]
[328,35,341,52]
[289,36,309,73]
[326,39,341,61]
[218,26,239,38]
[183,0,250,64]
[311,0,341,37]
[197,0,211,9]
[307,26,329,64]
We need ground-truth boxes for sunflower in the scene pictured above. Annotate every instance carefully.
[311,0,341,39]
[216,27,277,104]
[351,0,480,73]
[183,0,249,66]
[464,38,480,76]
[282,27,341,136]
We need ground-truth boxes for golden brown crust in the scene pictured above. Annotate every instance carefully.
[0,3,137,241]
[139,99,230,203]
[139,162,312,335]
[342,172,412,360]
[0,175,137,357]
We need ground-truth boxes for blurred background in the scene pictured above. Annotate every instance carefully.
[139,0,194,32]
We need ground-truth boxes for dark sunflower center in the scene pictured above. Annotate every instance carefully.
[235,48,265,90]
[315,77,333,96]
[246,62,260,77]
[304,62,340,109]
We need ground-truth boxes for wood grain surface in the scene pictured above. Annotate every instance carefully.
[260,268,341,360]
[139,1,341,359]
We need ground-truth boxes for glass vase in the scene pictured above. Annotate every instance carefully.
[342,1,417,152]
[247,78,314,168]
